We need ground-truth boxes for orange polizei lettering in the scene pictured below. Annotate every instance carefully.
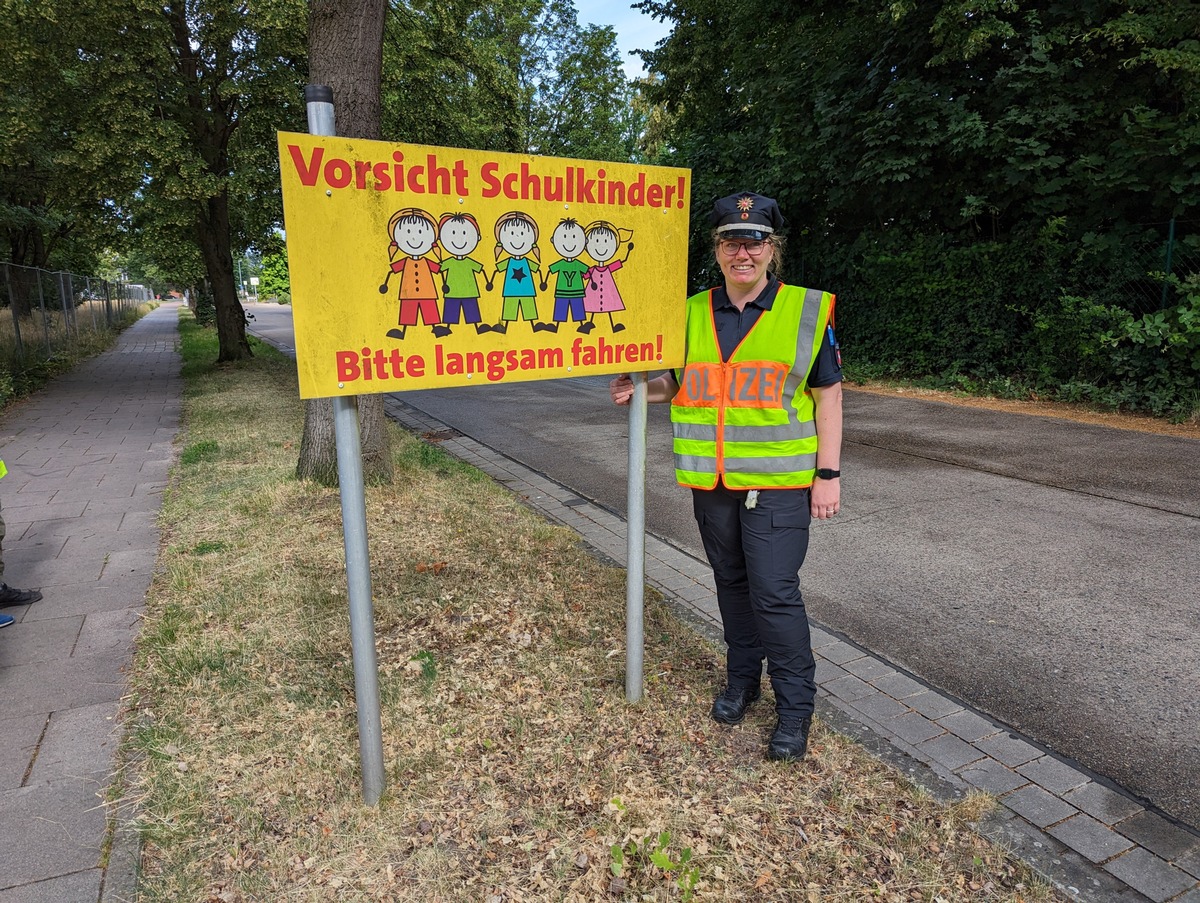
[730,368,756,402]
[759,368,778,402]
[726,364,786,407]
[678,365,721,406]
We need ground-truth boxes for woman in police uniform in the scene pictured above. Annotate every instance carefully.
[610,191,842,762]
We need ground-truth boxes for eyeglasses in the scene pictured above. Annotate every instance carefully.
[718,239,770,257]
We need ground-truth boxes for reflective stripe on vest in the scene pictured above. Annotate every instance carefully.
[670,284,833,490]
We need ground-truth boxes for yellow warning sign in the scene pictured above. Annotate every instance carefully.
[277,133,691,398]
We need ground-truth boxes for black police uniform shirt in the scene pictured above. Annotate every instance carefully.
[710,273,842,386]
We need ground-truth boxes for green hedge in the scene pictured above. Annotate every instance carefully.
[796,224,1200,420]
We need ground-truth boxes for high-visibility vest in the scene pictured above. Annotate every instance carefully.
[670,283,834,490]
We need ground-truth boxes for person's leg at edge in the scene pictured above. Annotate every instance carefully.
[739,487,816,760]
[693,485,764,724]
[0,498,43,608]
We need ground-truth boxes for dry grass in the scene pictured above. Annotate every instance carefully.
[0,299,152,405]
[0,298,129,349]
[118,317,1063,902]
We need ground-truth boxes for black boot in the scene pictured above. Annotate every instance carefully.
[767,716,812,761]
[710,685,761,725]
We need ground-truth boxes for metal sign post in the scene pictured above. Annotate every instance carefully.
[625,372,648,702]
[304,84,386,806]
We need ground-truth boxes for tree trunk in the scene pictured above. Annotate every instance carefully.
[6,225,49,318]
[296,0,392,485]
[198,189,251,362]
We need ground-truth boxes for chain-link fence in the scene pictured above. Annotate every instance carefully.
[0,262,149,361]
[1094,221,1198,315]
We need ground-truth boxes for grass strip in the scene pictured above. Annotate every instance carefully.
[119,313,1063,902]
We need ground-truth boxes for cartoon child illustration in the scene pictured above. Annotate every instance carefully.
[536,217,591,334]
[436,212,490,336]
[486,211,549,334]
[378,207,441,340]
[581,220,634,334]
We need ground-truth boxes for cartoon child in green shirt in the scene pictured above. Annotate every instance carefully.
[436,212,490,336]
[537,217,591,334]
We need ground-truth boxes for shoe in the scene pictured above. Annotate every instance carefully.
[0,613,13,628]
[386,328,406,340]
[0,584,42,607]
[431,325,452,338]
[711,684,761,725]
[767,716,812,761]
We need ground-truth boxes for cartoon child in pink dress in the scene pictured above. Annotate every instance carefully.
[378,207,441,340]
[581,220,634,334]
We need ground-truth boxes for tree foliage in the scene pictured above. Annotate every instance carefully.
[642,0,1198,239]
[380,0,636,160]
[259,248,290,301]
[1,0,308,359]
[638,0,1200,415]
[0,0,136,306]
[141,0,308,360]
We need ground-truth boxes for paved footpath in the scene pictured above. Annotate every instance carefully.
[0,302,181,903]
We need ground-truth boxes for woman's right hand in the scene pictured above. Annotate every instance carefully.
[609,374,634,406]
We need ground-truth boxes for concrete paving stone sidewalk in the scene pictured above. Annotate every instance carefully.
[0,301,182,903]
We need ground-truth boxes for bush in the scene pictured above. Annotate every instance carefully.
[1099,278,1200,418]
[819,229,1057,380]
[802,221,1198,419]
[192,285,216,326]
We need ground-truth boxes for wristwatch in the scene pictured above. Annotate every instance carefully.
[815,468,841,480]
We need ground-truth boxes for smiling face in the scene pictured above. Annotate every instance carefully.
[585,227,618,263]
[439,217,480,257]
[498,219,536,256]
[551,220,586,259]
[394,216,437,257]
[717,238,774,296]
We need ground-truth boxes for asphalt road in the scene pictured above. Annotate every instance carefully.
[247,302,1200,831]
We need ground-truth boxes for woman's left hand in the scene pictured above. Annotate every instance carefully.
[811,478,840,519]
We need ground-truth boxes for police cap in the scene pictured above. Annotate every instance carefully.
[708,191,785,240]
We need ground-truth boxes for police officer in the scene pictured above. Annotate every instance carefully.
[610,191,842,761]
